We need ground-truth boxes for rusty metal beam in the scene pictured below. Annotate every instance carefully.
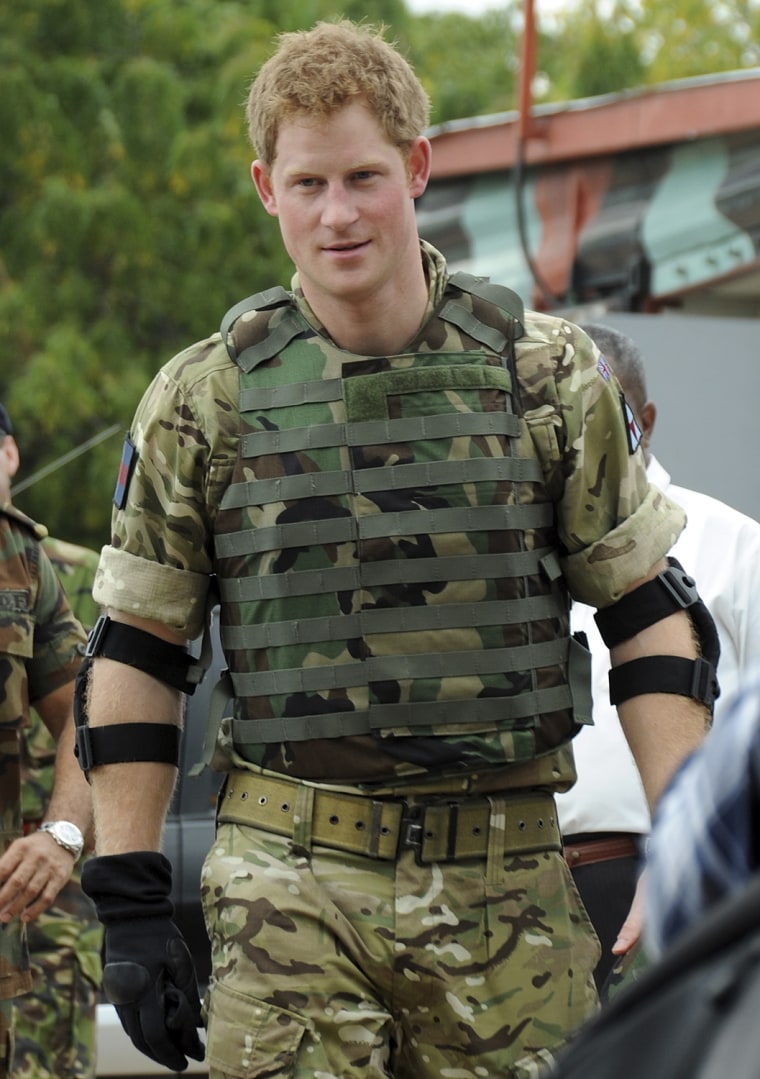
[429,71,760,178]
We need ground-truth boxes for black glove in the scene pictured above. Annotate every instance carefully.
[81,851,204,1072]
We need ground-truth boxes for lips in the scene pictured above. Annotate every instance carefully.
[326,241,368,252]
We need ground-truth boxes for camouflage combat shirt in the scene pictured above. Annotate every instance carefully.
[95,242,684,786]
[21,537,100,823]
[0,506,87,999]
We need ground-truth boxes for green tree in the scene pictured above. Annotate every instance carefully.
[538,1,645,101]
[0,0,289,546]
[3,0,756,547]
[404,9,519,124]
[536,0,760,102]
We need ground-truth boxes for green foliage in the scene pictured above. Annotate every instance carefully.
[404,10,519,123]
[539,1,645,101]
[0,0,290,547]
[536,0,760,102]
[1,0,757,548]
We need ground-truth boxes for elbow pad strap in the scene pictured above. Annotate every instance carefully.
[74,615,189,778]
[73,654,181,777]
[86,615,199,694]
[75,721,180,775]
[596,557,720,712]
[594,559,701,648]
[609,655,718,709]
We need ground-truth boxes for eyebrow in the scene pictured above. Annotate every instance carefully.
[283,156,386,180]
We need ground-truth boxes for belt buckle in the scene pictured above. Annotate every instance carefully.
[398,803,426,866]
[397,801,463,866]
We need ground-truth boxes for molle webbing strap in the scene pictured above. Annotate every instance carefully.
[216,507,557,559]
[230,684,574,745]
[220,594,563,650]
[222,455,544,509]
[230,637,568,696]
[349,411,522,444]
[359,456,541,490]
[219,545,561,603]
[241,411,523,457]
[240,378,343,411]
[219,592,563,651]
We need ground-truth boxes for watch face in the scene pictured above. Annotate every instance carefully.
[41,821,84,855]
[57,822,82,846]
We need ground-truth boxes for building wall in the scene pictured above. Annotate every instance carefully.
[604,312,759,522]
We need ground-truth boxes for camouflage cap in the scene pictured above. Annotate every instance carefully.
[0,402,12,436]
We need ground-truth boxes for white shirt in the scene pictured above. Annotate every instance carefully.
[557,455,760,837]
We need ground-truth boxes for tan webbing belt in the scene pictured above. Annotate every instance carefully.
[217,770,560,865]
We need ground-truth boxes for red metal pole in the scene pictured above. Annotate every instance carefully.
[518,0,537,142]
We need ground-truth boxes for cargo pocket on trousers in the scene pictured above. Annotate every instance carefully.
[205,981,311,1078]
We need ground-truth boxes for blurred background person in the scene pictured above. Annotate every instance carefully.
[1,401,102,1079]
[646,675,760,955]
[557,323,760,988]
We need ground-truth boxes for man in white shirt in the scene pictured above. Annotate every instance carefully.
[558,323,760,988]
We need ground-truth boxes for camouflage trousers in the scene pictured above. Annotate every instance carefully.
[0,997,11,1079]
[201,817,600,1078]
[0,895,30,1079]
[11,878,103,1079]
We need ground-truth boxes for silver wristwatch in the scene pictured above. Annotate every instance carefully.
[39,820,85,860]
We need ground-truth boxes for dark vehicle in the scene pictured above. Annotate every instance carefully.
[163,609,225,988]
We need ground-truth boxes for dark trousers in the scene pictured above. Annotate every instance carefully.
[566,834,642,989]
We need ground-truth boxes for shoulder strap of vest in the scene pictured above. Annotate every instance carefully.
[220,286,303,371]
[447,271,525,338]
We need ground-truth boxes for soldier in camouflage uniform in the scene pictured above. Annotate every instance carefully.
[77,20,715,1079]
[12,537,103,1079]
[0,405,92,1078]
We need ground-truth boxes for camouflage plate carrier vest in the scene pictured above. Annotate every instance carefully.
[213,273,590,782]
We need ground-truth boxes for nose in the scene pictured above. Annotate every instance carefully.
[320,182,359,230]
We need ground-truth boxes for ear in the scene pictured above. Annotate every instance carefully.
[2,436,20,480]
[639,400,657,447]
[407,135,432,199]
[251,160,278,217]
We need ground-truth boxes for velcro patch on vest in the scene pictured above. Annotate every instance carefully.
[621,394,642,455]
[113,433,137,509]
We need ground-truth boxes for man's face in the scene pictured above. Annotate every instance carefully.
[251,99,430,315]
[0,435,19,505]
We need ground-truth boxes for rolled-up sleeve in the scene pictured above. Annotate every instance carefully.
[519,313,685,608]
[94,338,238,639]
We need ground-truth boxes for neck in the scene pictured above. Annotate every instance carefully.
[301,241,431,356]
[318,280,429,355]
